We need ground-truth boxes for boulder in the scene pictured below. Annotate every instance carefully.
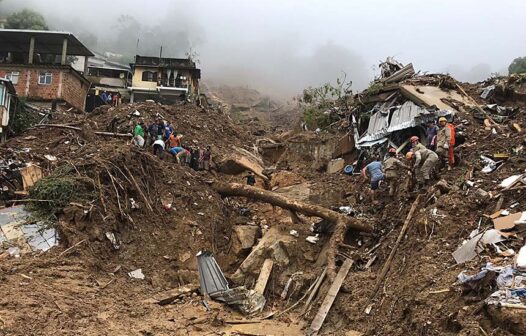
[232,225,261,255]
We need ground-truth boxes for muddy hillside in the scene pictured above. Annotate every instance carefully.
[2,70,526,336]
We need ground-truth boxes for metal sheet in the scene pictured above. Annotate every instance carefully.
[196,251,229,296]
[387,101,427,132]
[0,205,58,252]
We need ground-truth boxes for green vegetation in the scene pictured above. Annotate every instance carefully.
[365,81,383,97]
[509,57,526,75]
[9,98,39,136]
[299,74,352,129]
[5,9,49,30]
[28,165,95,224]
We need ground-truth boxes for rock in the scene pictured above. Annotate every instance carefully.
[269,241,289,266]
[232,225,261,255]
[232,227,294,281]
[326,158,345,174]
[474,188,490,200]
[270,171,305,189]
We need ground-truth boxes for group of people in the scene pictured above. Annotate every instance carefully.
[363,117,456,203]
[100,91,122,107]
[131,117,212,171]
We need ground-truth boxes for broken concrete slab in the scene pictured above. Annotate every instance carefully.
[332,132,355,158]
[232,225,261,255]
[399,84,472,113]
[232,227,293,282]
[274,182,312,202]
[326,158,345,174]
[219,147,268,181]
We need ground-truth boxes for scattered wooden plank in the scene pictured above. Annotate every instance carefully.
[254,259,274,296]
[308,259,354,335]
[20,165,43,191]
[369,195,421,300]
[149,285,197,305]
[429,288,450,294]
[301,267,327,315]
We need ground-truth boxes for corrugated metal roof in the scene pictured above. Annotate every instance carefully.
[196,251,229,296]
[357,101,452,148]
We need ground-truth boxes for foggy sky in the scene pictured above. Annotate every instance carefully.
[1,0,525,98]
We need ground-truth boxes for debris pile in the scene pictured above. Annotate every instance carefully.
[2,61,526,335]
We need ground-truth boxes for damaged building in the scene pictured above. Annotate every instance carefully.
[353,59,473,154]
[0,78,17,143]
[129,55,201,104]
[80,53,132,111]
[0,29,93,111]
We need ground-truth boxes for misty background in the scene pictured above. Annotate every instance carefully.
[1,0,525,98]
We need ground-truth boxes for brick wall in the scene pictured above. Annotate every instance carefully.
[62,72,88,111]
[0,66,88,111]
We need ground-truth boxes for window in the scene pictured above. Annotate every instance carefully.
[6,72,19,85]
[141,71,157,82]
[38,72,52,85]
[0,86,5,106]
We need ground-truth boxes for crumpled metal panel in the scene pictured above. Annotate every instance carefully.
[358,101,453,148]
[211,287,266,315]
[366,109,389,136]
[196,251,229,296]
[387,101,427,132]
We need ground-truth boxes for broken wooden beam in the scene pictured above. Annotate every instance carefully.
[145,285,198,306]
[33,124,133,138]
[369,195,421,300]
[302,267,327,315]
[254,259,274,296]
[308,259,353,335]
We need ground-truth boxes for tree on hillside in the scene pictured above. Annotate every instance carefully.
[5,9,48,30]
[509,57,526,75]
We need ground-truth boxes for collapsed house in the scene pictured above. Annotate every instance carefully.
[80,52,132,112]
[353,59,473,153]
[0,29,93,111]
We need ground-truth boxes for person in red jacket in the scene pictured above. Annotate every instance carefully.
[436,117,455,170]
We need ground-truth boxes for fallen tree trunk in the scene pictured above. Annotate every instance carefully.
[212,182,371,232]
[33,124,133,138]
[211,182,372,278]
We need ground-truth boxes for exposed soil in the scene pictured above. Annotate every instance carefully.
[1,75,526,336]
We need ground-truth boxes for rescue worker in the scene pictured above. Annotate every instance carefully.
[435,117,455,170]
[410,135,426,152]
[363,158,384,204]
[383,148,410,197]
[406,145,439,190]
[425,121,438,150]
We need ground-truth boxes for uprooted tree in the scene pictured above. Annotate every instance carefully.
[210,181,372,279]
